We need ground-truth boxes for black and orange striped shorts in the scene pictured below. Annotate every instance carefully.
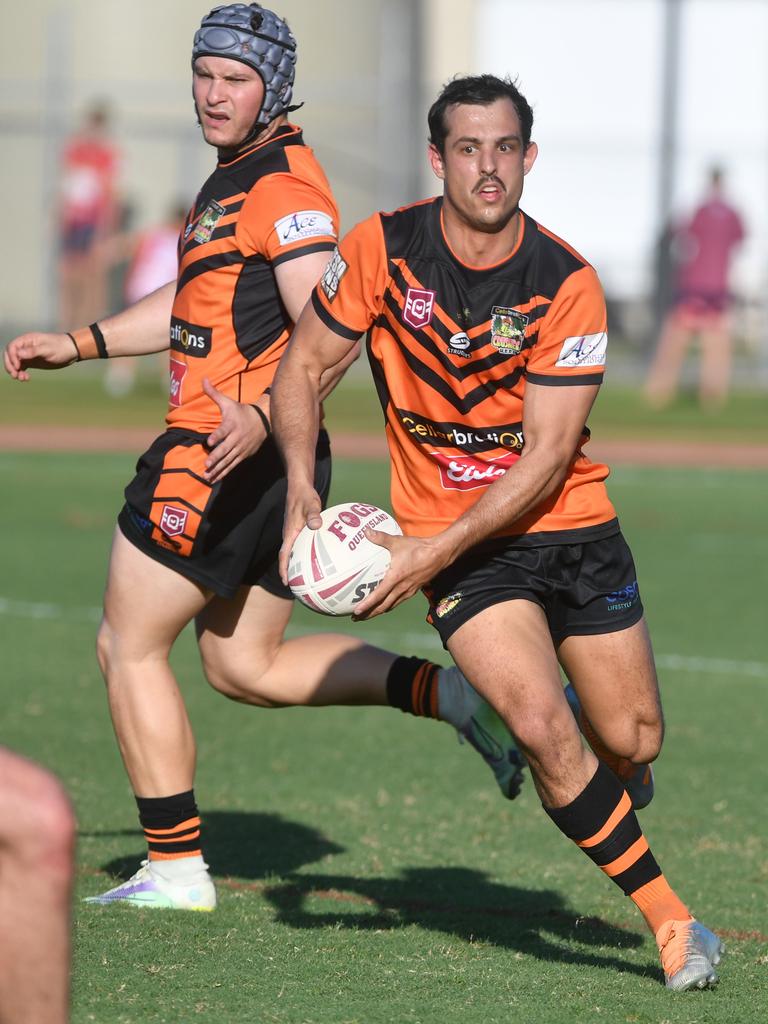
[118,427,332,599]
[425,528,644,648]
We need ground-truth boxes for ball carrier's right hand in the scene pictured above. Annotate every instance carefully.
[4,332,79,381]
[278,482,324,586]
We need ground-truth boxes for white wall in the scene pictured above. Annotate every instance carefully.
[476,0,767,302]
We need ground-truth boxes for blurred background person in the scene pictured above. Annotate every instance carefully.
[104,200,189,397]
[0,748,75,1024]
[57,101,121,331]
[644,166,745,410]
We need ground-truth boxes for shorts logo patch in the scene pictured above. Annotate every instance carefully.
[447,331,472,358]
[606,580,639,611]
[320,247,348,302]
[555,331,608,368]
[274,210,335,246]
[403,287,436,330]
[193,200,226,244]
[490,306,528,355]
[169,358,188,407]
[160,504,188,538]
[170,318,212,358]
[431,450,520,491]
[435,592,463,618]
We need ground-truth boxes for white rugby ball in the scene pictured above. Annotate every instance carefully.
[287,502,402,616]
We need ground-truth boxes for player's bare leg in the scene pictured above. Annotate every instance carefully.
[197,585,395,707]
[197,586,525,798]
[557,618,661,809]
[698,317,731,409]
[96,528,210,797]
[558,618,663,762]
[447,599,722,989]
[87,528,217,910]
[0,749,75,1024]
[643,312,692,408]
[446,599,595,805]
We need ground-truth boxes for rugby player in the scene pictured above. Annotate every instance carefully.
[273,74,724,991]
[0,748,75,1023]
[3,8,523,912]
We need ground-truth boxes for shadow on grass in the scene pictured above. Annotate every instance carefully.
[262,865,655,981]
[91,809,345,880]
[88,810,654,982]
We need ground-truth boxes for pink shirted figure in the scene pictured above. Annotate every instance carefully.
[645,167,745,409]
[104,202,188,397]
[57,102,121,329]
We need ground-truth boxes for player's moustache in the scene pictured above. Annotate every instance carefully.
[473,176,506,193]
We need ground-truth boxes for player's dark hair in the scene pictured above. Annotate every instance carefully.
[428,74,534,154]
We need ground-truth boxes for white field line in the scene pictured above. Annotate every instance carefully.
[1,596,766,680]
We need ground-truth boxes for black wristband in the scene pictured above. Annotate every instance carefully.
[252,404,271,436]
[66,332,82,361]
[89,322,109,359]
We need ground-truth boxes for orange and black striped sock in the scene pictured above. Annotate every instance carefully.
[545,762,690,934]
[386,656,440,718]
[136,790,203,863]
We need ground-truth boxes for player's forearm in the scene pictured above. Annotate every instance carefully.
[432,442,573,565]
[73,281,176,358]
[272,358,322,486]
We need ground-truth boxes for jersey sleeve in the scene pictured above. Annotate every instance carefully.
[310,214,389,341]
[237,172,339,266]
[525,264,608,386]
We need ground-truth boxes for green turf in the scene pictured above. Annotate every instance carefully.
[2,360,767,443]
[1,452,766,1023]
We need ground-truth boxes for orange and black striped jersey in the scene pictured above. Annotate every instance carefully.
[168,123,338,431]
[312,198,617,541]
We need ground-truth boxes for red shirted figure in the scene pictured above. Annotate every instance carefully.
[645,167,745,409]
[57,102,120,329]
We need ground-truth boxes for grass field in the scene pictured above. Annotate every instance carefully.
[2,359,768,444]
[1,444,766,1023]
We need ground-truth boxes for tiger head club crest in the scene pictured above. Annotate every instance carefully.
[193,200,226,244]
[403,287,436,330]
[490,306,529,355]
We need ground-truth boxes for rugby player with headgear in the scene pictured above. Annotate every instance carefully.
[4,5,525,911]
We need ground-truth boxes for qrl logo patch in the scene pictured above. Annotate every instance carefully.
[169,358,187,407]
[160,504,188,537]
[403,287,436,329]
[431,450,520,491]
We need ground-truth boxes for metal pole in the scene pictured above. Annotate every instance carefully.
[654,0,683,323]
[377,0,424,209]
[42,7,73,328]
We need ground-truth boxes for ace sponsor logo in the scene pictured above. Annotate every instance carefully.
[555,331,608,368]
[160,504,188,538]
[431,449,521,491]
[403,287,436,330]
[274,210,335,245]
